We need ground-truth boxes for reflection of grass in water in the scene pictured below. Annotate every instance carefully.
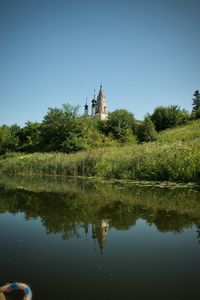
[0,174,200,218]
[0,180,199,238]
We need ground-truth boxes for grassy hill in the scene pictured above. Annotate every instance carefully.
[157,119,200,144]
[0,119,200,183]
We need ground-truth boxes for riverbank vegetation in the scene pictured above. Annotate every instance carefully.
[0,90,200,183]
[0,119,200,183]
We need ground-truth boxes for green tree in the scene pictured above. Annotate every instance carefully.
[135,116,157,143]
[192,90,200,119]
[151,105,189,131]
[79,118,117,149]
[105,109,135,143]
[192,90,200,111]
[40,104,84,152]
[0,124,20,154]
[18,121,41,151]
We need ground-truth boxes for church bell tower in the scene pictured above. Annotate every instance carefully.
[94,85,108,120]
[84,98,89,117]
[83,84,108,120]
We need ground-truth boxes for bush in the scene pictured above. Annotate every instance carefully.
[0,124,20,154]
[104,109,135,143]
[135,116,157,143]
[151,106,190,131]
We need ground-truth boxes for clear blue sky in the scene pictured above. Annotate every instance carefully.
[1,0,200,126]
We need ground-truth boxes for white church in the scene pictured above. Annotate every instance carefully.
[83,85,108,120]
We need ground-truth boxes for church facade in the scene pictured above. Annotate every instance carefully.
[84,85,108,120]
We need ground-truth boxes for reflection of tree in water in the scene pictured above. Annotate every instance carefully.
[99,201,139,230]
[0,180,200,245]
[146,210,192,233]
[197,225,200,243]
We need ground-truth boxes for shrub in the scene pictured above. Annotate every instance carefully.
[151,106,190,131]
[135,116,157,143]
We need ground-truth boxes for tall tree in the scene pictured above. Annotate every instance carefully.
[192,90,200,119]
[135,116,157,143]
[150,105,189,131]
[18,121,41,151]
[0,124,20,154]
[105,109,135,143]
[40,104,84,152]
[192,90,200,111]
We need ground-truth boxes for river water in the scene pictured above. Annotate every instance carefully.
[0,175,200,300]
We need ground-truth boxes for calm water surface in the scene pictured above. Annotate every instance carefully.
[0,176,200,300]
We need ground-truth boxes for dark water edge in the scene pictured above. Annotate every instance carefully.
[0,175,200,300]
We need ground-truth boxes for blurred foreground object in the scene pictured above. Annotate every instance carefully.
[0,283,32,300]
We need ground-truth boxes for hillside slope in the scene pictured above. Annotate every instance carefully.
[157,119,200,144]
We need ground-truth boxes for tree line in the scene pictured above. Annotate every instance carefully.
[0,90,199,155]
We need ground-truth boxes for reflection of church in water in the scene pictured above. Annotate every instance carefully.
[84,220,110,254]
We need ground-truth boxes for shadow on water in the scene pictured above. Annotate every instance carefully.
[0,175,200,245]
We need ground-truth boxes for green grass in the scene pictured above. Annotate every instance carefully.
[157,118,200,144]
[0,119,200,183]
[96,141,200,182]
[0,150,101,176]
